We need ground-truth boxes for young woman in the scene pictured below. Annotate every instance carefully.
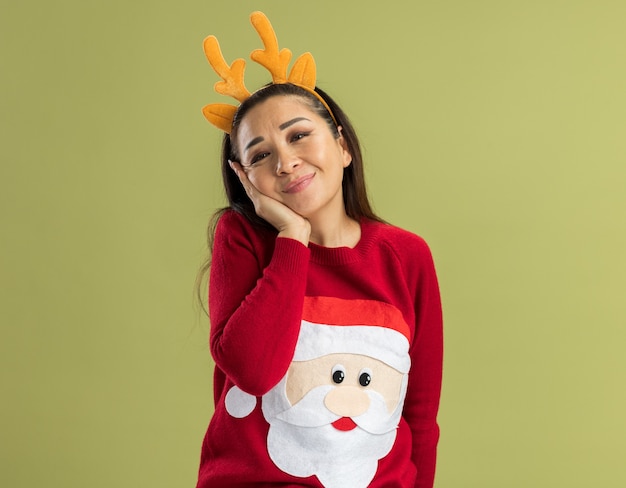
[197,13,443,488]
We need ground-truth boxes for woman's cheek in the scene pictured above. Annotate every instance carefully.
[250,174,279,198]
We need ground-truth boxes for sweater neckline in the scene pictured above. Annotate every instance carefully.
[308,219,380,266]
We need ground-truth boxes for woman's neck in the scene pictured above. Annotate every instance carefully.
[308,213,361,248]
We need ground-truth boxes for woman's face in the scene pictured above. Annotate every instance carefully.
[234,95,352,221]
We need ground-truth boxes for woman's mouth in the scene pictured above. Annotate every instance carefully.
[283,174,315,193]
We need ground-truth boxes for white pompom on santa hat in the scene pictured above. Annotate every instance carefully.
[293,296,412,374]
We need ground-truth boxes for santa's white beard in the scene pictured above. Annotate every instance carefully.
[261,380,408,488]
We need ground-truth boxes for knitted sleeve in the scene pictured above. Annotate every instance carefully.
[208,211,310,396]
[404,238,444,488]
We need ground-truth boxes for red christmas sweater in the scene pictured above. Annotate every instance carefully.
[197,210,443,488]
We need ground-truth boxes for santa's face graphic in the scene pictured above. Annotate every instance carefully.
[284,353,406,431]
[261,351,409,488]
[223,297,412,488]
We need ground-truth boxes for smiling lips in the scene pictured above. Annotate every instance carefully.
[283,173,315,193]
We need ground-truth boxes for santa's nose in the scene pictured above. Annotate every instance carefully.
[324,386,370,417]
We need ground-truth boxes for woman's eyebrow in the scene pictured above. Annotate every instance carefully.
[244,136,264,151]
[279,117,311,130]
[244,117,311,151]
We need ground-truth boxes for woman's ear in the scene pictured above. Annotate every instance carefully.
[337,126,353,168]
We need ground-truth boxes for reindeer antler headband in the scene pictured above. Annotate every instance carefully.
[202,11,337,133]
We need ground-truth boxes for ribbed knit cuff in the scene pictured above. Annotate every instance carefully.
[270,237,311,274]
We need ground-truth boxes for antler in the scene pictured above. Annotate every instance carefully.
[249,11,292,83]
[250,11,317,89]
[203,35,250,102]
[202,11,324,132]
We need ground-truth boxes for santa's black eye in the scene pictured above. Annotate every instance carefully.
[331,365,345,384]
[359,368,372,387]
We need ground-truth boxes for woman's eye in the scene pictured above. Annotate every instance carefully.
[291,132,309,142]
[251,152,269,164]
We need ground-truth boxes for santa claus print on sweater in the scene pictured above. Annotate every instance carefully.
[224,295,411,488]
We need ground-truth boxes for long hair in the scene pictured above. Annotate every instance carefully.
[195,84,382,310]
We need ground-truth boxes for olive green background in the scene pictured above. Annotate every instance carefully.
[2,0,625,486]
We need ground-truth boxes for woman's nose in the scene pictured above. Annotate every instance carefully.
[275,147,299,175]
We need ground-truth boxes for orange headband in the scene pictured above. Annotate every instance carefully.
[202,11,337,133]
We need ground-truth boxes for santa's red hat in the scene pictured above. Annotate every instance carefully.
[293,296,411,373]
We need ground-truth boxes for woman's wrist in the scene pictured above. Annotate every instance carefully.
[277,220,311,246]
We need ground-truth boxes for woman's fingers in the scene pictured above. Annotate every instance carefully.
[228,159,288,222]
[229,160,257,200]
[228,160,310,244]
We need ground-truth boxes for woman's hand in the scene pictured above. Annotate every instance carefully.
[229,160,311,245]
